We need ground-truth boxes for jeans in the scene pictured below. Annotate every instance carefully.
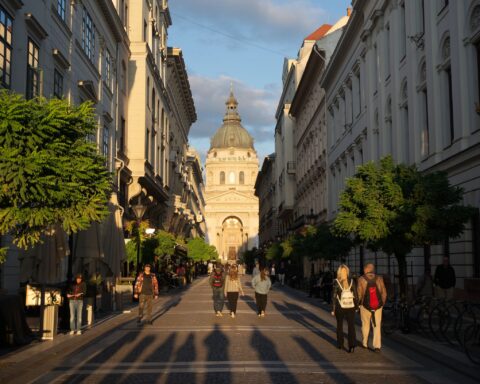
[69,300,83,332]
[255,292,268,314]
[212,287,224,312]
[226,292,239,314]
[138,294,153,322]
[335,307,356,349]
[278,274,285,286]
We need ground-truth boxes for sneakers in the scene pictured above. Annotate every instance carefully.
[76,330,82,335]
[69,331,75,335]
[261,311,265,317]
[218,312,223,317]
[230,312,235,318]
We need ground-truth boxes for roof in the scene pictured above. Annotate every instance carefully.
[304,24,332,41]
[210,91,255,150]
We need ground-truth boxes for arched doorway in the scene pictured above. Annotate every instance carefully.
[222,216,243,262]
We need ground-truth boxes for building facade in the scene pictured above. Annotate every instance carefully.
[204,91,259,262]
[323,0,480,289]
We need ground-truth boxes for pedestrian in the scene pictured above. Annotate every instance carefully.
[357,263,387,352]
[416,267,434,299]
[134,264,159,325]
[207,261,213,275]
[434,257,456,300]
[67,273,86,335]
[224,265,244,318]
[252,262,260,277]
[331,265,358,353]
[176,264,187,287]
[209,264,225,317]
[278,261,286,286]
[252,267,272,317]
[270,263,276,285]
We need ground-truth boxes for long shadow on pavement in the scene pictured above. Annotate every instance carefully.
[203,323,230,384]
[165,332,197,384]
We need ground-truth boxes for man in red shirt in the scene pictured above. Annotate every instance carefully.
[134,264,159,325]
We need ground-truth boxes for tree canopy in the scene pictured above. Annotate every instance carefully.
[186,237,218,262]
[0,92,111,250]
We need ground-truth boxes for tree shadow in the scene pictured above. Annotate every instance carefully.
[203,323,230,384]
[250,327,298,384]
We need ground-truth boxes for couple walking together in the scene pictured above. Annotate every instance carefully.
[210,264,272,318]
[332,263,387,353]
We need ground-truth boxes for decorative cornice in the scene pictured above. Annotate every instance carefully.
[24,13,48,40]
[52,48,70,70]
[78,80,98,103]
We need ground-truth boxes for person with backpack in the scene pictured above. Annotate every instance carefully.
[224,265,244,318]
[357,263,387,352]
[209,264,225,317]
[331,264,358,352]
[251,267,272,317]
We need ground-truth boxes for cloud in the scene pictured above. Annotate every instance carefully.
[187,75,278,163]
[170,0,327,48]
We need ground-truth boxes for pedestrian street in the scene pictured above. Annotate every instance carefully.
[1,276,478,384]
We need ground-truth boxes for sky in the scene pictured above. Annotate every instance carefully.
[168,0,352,165]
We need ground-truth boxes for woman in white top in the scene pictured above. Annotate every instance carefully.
[224,265,244,318]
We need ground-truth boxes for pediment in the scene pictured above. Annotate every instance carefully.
[206,190,258,203]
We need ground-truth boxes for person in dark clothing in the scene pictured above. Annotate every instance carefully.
[134,264,159,325]
[434,257,456,300]
[322,269,333,304]
[67,274,87,335]
[331,265,358,352]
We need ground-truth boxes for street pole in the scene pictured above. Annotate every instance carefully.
[136,219,141,274]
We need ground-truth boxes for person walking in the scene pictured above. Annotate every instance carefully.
[209,264,225,317]
[252,262,261,278]
[224,265,244,318]
[331,265,358,352]
[252,267,272,317]
[270,263,277,285]
[278,261,286,286]
[357,263,387,352]
[134,264,159,325]
[67,273,86,335]
[434,257,456,300]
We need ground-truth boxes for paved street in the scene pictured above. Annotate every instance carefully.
[1,276,479,384]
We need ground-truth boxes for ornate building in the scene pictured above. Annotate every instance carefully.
[205,91,259,263]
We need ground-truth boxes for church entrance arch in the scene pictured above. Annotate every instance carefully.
[221,216,243,262]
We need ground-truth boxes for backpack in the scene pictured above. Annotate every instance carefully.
[336,279,355,309]
[363,276,383,311]
[212,273,223,288]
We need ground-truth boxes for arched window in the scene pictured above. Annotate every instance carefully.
[220,171,225,185]
[239,171,245,185]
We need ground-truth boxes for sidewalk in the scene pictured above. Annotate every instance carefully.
[275,281,480,381]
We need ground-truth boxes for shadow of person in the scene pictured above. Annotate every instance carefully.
[250,326,298,384]
[241,294,258,313]
[203,323,230,384]
[165,332,197,384]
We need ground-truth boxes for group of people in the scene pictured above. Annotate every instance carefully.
[209,263,273,318]
[331,263,387,353]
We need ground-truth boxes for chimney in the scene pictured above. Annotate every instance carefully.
[347,7,352,17]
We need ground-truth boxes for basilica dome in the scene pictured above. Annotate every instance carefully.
[210,91,255,150]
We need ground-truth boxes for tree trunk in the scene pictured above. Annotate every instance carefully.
[396,253,408,301]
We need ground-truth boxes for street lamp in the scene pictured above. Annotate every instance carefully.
[131,197,147,274]
[306,208,316,226]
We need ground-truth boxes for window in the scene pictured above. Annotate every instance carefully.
[419,61,429,157]
[103,125,110,163]
[119,117,125,153]
[239,171,245,185]
[57,0,66,21]
[121,61,126,93]
[385,24,391,79]
[446,66,454,143]
[476,41,480,107]
[420,0,425,34]
[373,44,378,93]
[400,3,406,59]
[53,69,63,98]
[0,7,13,88]
[82,7,95,61]
[220,171,225,185]
[441,37,454,145]
[26,39,39,99]
[104,49,112,89]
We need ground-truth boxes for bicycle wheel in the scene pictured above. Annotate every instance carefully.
[441,302,460,345]
[429,302,447,341]
[464,323,480,365]
[416,304,431,335]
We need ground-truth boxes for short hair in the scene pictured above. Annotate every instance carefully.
[364,263,375,272]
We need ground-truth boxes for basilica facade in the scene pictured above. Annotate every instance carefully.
[204,92,259,263]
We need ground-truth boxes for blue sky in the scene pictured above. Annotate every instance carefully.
[168,0,352,164]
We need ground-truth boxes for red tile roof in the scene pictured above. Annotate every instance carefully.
[304,24,332,41]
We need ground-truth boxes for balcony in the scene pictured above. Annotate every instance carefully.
[287,161,296,175]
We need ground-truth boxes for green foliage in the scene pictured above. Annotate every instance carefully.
[266,242,283,260]
[0,247,6,264]
[300,224,353,261]
[0,91,111,249]
[186,237,218,262]
[154,230,177,258]
[240,248,256,266]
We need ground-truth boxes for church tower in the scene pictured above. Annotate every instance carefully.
[204,90,259,263]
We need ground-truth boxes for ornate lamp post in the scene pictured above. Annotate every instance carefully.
[131,198,147,274]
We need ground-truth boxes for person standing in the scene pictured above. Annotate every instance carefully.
[252,262,261,278]
[252,267,272,317]
[278,261,286,286]
[224,265,244,318]
[331,265,358,352]
[207,261,214,275]
[209,265,225,317]
[270,263,277,285]
[134,264,159,325]
[357,263,387,352]
[67,274,86,335]
[434,257,456,300]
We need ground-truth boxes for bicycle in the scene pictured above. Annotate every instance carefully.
[464,322,480,365]
[455,301,480,346]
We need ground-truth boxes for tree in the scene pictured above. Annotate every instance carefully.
[300,224,353,261]
[154,230,177,260]
[187,237,218,262]
[0,92,111,252]
[266,242,283,260]
[334,156,473,299]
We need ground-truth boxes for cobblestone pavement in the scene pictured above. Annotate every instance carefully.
[1,276,479,384]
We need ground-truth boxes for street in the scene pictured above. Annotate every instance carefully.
[0,276,478,384]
